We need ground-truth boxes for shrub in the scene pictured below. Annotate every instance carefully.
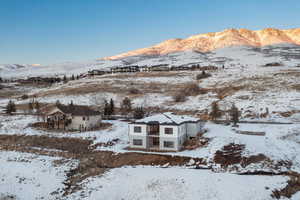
[173,93,187,102]
[128,88,141,95]
[210,101,222,120]
[196,71,212,80]
[264,62,282,67]
[184,83,201,95]
[21,94,29,100]
[230,103,239,125]
[133,107,145,119]
[120,97,132,114]
[172,82,207,102]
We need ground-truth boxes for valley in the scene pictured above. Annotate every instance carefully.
[1,43,300,199]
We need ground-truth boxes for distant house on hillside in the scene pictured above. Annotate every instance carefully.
[88,69,110,76]
[128,112,204,151]
[43,104,101,131]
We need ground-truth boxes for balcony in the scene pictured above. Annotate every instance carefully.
[147,123,160,136]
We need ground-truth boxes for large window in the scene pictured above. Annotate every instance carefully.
[134,126,142,133]
[163,141,174,148]
[164,127,173,135]
[133,139,143,146]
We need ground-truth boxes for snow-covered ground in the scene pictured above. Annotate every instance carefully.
[93,121,300,173]
[66,166,288,200]
[1,151,293,200]
[0,115,128,146]
[2,114,300,172]
[0,151,77,200]
[1,45,299,123]
[1,44,299,79]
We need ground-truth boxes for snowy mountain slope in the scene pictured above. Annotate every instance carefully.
[104,28,300,60]
[1,44,300,79]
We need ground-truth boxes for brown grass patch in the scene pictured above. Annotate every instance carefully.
[172,82,208,102]
[272,172,300,199]
[213,143,268,168]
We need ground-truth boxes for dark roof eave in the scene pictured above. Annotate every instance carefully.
[129,120,201,125]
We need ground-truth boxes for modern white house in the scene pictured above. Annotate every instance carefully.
[43,103,102,131]
[128,112,204,151]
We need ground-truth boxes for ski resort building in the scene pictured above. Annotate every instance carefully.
[128,112,204,151]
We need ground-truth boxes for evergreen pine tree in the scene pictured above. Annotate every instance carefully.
[103,100,109,116]
[230,103,239,126]
[28,101,34,114]
[210,101,221,121]
[6,100,16,114]
[63,75,68,83]
[133,107,145,119]
[56,100,61,106]
[109,98,114,115]
[35,100,41,120]
[121,97,132,114]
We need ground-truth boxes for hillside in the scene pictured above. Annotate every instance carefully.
[104,28,300,60]
[1,30,300,200]
[1,44,300,79]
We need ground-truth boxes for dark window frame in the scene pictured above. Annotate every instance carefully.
[163,141,174,148]
[133,139,143,146]
[164,127,173,135]
[134,126,142,133]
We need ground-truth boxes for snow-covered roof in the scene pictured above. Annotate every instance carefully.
[134,112,200,125]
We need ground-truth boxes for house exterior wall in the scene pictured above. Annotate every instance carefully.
[186,121,205,138]
[46,107,101,131]
[129,135,147,149]
[159,125,181,151]
[128,124,147,136]
[67,115,101,131]
[128,124,147,149]
[159,137,179,151]
[128,121,204,151]
[86,115,102,129]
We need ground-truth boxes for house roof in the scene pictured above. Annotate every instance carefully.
[134,112,200,125]
[46,104,101,116]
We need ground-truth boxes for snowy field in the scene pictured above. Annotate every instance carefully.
[1,44,300,199]
[0,115,128,146]
[0,151,77,200]
[1,114,300,172]
[67,166,288,200]
[1,45,299,124]
[1,151,296,200]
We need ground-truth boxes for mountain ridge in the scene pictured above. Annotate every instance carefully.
[103,28,300,60]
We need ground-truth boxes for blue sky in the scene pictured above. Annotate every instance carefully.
[0,0,299,64]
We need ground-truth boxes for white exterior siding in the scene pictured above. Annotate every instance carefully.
[86,115,102,129]
[159,125,180,151]
[128,124,147,136]
[66,115,101,131]
[129,135,147,149]
[186,122,201,138]
[46,107,101,131]
[128,124,147,149]
[128,113,205,151]
[160,125,179,138]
